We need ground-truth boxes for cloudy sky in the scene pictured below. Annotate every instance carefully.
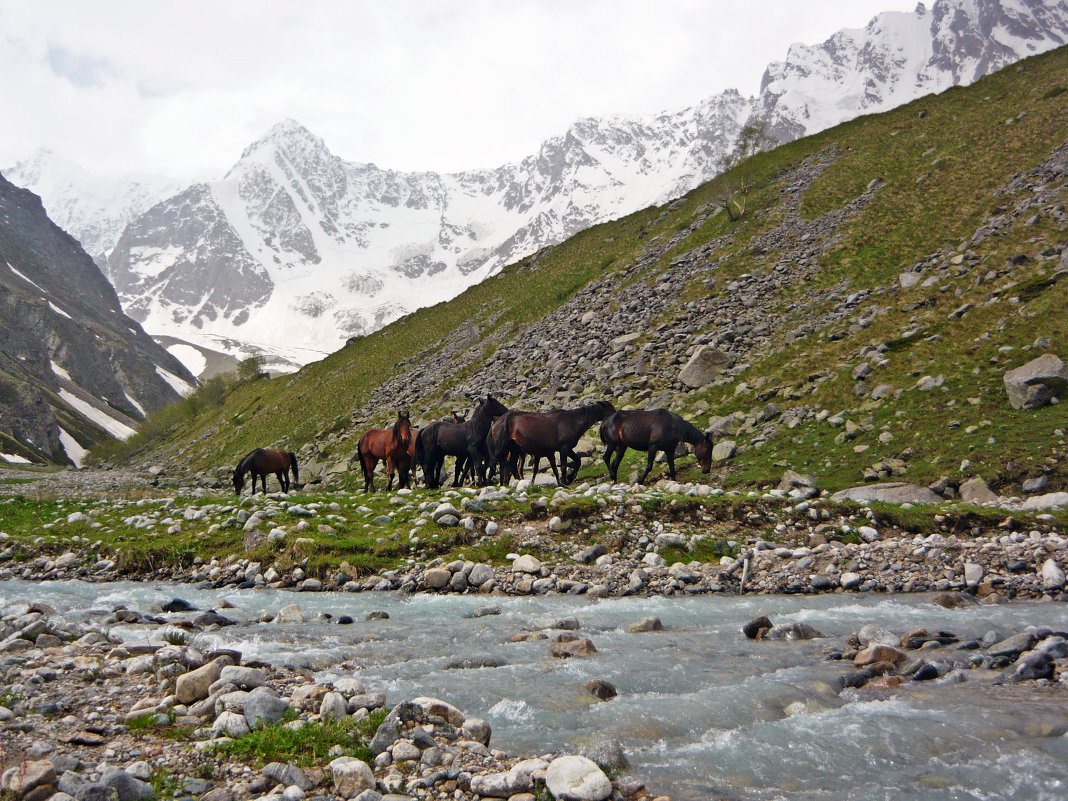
[0,0,919,180]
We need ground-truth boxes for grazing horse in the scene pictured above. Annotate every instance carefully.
[599,408,713,484]
[494,401,615,485]
[415,396,508,488]
[357,411,414,491]
[233,449,299,495]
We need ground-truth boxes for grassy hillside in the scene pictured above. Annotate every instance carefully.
[104,47,1068,496]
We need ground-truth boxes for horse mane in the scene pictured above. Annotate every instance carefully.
[236,449,261,473]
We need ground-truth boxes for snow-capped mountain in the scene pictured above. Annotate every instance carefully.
[13,0,1068,372]
[4,149,177,275]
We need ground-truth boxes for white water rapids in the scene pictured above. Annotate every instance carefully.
[3,580,1067,801]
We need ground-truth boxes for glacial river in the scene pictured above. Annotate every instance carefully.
[3,579,1067,801]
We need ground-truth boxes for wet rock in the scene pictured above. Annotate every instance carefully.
[581,739,629,771]
[998,650,1055,682]
[550,638,598,658]
[461,717,492,745]
[276,604,304,624]
[443,655,507,670]
[854,645,906,668]
[625,616,663,633]
[931,592,977,609]
[585,680,617,701]
[764,622,823,641]
[988,632,1038,658]
[743,615,773,639]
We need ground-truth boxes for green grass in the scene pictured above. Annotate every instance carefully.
[213,710,385,767]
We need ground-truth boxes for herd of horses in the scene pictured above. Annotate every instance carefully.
[233,396,714,495]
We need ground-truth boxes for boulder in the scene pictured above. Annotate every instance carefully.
[625,616,663,633]
[423,568,451,589]
[854,645,906,668]
[764,622,823,641]
[830,483,942,505]
[550,638,598,658]
[1,760,56,797]
[1003,354,1067,410]
[175,659,225,705]
[958,477,998,505]
[328,758,374,799]
[244,686,290,727]
[678,346,730,388]
[1021,492,1068,511]
[99,769,154,801]
[545,756,612,801]
[512,555,542,574]
[1040,558,1066,590]
[998,650,1055,682]
[711,440,736,462]
[742,616,773,639]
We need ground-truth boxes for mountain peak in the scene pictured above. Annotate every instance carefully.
[240,119,330,162]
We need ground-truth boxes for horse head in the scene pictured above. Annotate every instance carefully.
[394,411,413,446]
[595,400,617,418]
[694,433,714,474]
[483,395,509,418]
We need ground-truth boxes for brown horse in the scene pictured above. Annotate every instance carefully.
[357,411,414,491]
[233,449,299,495]
[493,401,615,485]
[599,408,713,484]
[415,396,508,488]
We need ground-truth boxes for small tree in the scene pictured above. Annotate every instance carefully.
[236,354,265,382]
[715,117,778,221]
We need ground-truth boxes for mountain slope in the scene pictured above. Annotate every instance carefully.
[17,0,1065,372]
[120,45,1068,497]
[0,173,198,466]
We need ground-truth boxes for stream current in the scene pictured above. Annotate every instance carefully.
[3,579,1067,801]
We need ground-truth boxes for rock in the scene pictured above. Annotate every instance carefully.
[328,758,374,800]
[1003,354,1067,410]
[423,568,451,589]
[461,717,492,745]
[854,645,906,668]
[585,680,617,701]
[743,616,773,639]
[1020,492,1068,510]
[469,769,533,798]
[410,697,464,726]
[545,756,612,801]
[711,440,736,462]
[988,632,1037,658]
[1040,558,1066,590]
[626,616,663,633]
[931,592,977,609]
[431,503,460,523]
[964,562,984,588]
[550,638,598,658]
[99,769,154,801]
[468,563,495,586]
[218,666,265,689]
[276,604,304,624]
[443,655,506,670]
[262,764,313,792]
[320,692,348,720]
[1022,476,1049,494]
[213,710,250,738]
[778,470,817,498]
[830,483,943,505]
[244,686,290,727]
[175,659,224,704]
[840,572,862,590]
[678,346,730,388]
[958,478,998,505]
[581,739,629,772]
[998,650,1055,682]
[764,622,823,641]
[512,555,542,574]
[1,761,56,797]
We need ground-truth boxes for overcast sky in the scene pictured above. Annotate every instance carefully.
[0,0,920,181]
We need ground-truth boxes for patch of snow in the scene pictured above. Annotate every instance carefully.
[165,344,207,378]
[123,392,146,418]
[155,366,195,397]
[57,388,138,440]
[7,263,44,291]
[50,360,72,382]
[57,427,88,468]
[0,452,31,464]
[48,301,73,319]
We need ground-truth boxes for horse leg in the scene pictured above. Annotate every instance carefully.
[546,453,562,485]
[608,445,626,482]
[365,455,377,492]
[638,449,657,484]
[277,471,287,492]
[259,472,268,494]
[666,444,678,480]
[386,456,395,492]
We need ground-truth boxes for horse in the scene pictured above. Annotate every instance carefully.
[357,411,414,491]
[233,449,299,495]
[415,396,508,488]
[493,400,615,485]
[599,408,713,484]
[484,412,525,485]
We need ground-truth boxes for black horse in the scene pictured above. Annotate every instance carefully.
[415,396,509,488]
[599,408,713,484]
[493,400,615,485]
[233,449,299,495]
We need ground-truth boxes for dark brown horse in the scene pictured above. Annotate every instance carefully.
[484,412,525,485]
[599,408,713,484]
[357,411,414,491]
[493,400,615,485]
[415,396,508,488]
[233,449,299,495]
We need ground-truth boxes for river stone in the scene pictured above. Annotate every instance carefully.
[2,761,56,797]
[512,555,542,574]
[581,739,629,772]
[858,624,899,648]
[545,756,612,801]
[678,346,730,388]
[840,572,862,589]
[469,769,532,798]
[855,645,906,668]
[349,692,387,712]
[244,686,290,727]
[626,616,663,633]
[277,604,304,624]
[99,769,154,801]
[320,692,348,720]
[1040,558,1066,590]
[176,659,224,704]
[550,638,597,658]
[830,483,942,504]
[262,763,313,791]
[462,717,492,745]
[998,650,1055,682]
[443,655,506,670]
[410,696,464,726]
[468,563,495,586]
[964,562,984,588]
[585,680,617,701]
[213,710,250,738]
[390,740,421,763]
[1003,353,1067,409]
[930,592,977,609]
[743,616,773,639]
[328,758,374,799]
[332,677,366,695]
[764,622,823,641]
[219,666,265,689]
[423,568,451,589]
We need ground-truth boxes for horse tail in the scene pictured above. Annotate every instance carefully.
[288,452,299,485]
